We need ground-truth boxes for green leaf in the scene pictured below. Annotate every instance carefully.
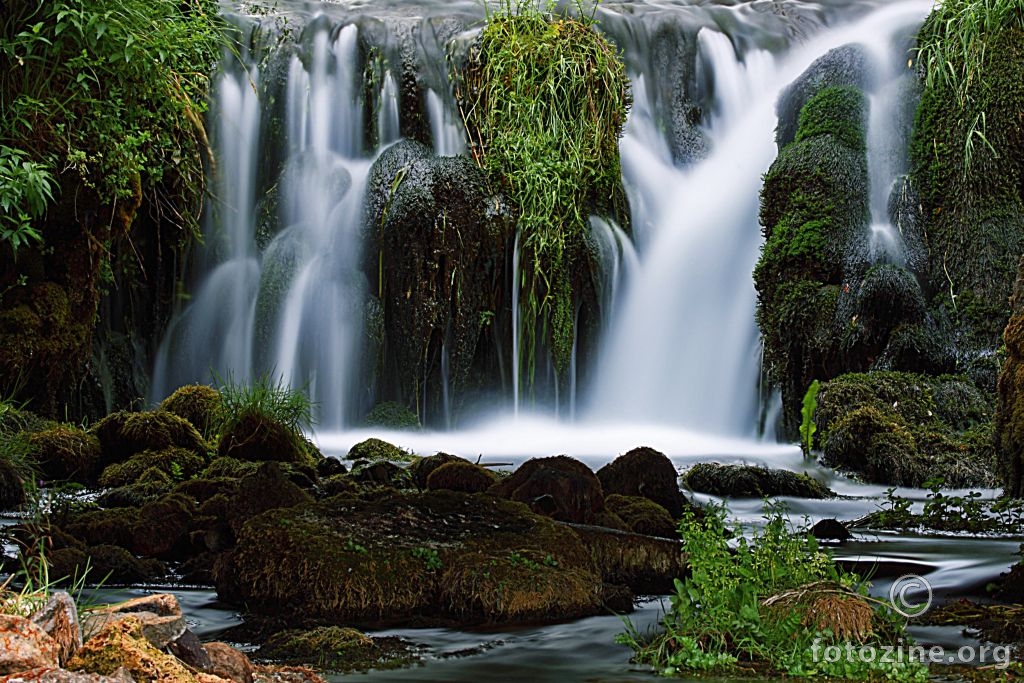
[799,379,820,456]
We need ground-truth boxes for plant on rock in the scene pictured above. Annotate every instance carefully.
[456,0,630,389]
[618,502,926,680]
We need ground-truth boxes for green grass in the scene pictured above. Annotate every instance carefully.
[456,0,629,385]
[216,372,314,436]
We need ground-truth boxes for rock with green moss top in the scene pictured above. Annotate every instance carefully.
[217,412,319,467]
[596,446,687,518]
[48,544,167,586]
[364,140,513,425]
[216,490,604,625]
[489,455,605,524]
[817,371,995,487]
[159,385,222,438]
[409,452,461,489]
[347,437,413,462]
[757,77,871,436]
[603,494,676,537]
[90,410,208,467]
[131,493,196,559]
[682,463,834,500]
[363,401,420,430]
[97,447,206,488]
[26,424,101,484]
[425,460,498,493]
[260,626,417,673]
[225,462,313,534]
[911,17,1024,349]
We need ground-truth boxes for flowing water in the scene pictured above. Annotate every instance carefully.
[137,1,1024,679]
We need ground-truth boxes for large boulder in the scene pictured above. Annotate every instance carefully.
[215,490,604,625]
[489,455,605,524]
[596,447,686,518]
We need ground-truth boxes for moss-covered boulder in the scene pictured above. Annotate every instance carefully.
[408,452,461,489]
[0,455,27,510]
[130,493,196,559]
[346,438,412,462]
[571,524,685,595]
[26,424,101,484]
[995,256,1024,497]
[215,490,603,625]
[90,411,207,467]
[225,462,313,535]
[364,140,513,426]
[159,384,222,438]
[682,463,833,499]
[48,544,167,585]
[425,460,498,493]
[817,371,995,487]
[260,626,416,673]
[98,447,206,488]
[911,14,1024,348]
[489,455,605,524]
[756,81,870,437]
[67,615,198,681]
[603,494,676,538]
[595,447,686,518]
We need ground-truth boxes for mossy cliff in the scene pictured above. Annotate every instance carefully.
[755,77,870,436]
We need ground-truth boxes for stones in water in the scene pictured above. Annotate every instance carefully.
[682,463,834,499]
[596,446,688,518]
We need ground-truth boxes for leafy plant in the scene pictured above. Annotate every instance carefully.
[455,0,630,387]
[799,379,820,457]
[410,547,442,571]
[617,502,925,679]
[0,146,52,255]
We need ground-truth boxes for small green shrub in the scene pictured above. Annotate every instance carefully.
[216,373,313,436]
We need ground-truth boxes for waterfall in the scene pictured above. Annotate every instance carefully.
[153,1,934,448]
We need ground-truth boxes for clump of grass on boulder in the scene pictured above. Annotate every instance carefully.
[425,460,498,493]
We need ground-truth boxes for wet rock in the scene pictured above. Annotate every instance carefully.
[489,455,605,524]
[82,594,185,649]
[425,460,498,494]
[0,614,60,674]
[167,631,211,672]
[603,495,676,538]
[130,494,195,559]
[350,461,410,488]
[259,627,411,674]
[314,458,345,478]
[682,463,833,499]
[0,456,27,510]
[596,447,686,518]
[226,463,312,535]
[809,518,851,542]
[203,643,253,683]
[29,592,82,665]
[98,449,205,489]
[90,411,206,468]
[215,490,603,625]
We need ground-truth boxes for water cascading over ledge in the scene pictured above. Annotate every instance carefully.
[152,0,931,439]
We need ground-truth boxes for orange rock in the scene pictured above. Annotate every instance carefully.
[0,614,60,675]
[202,644,253,683]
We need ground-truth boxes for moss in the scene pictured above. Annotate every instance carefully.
[681,463,833,500]
[571,525,686,595]
[595,446,686,518]
[130,493,195,559]
[90,410,207,466]
[27,424,101,484]
[795,85,868,151]
[67,615,196,682]
[489,455,605,524]
[910,23,1024,347]
[603,494,676,537]
[217,411,317,467]
[822,405,927,486]
[97,447,206,488]
[216,490,603,625]
[350,460,413,489]
[363,402,420,430]
[425,460,498,493]
[260,627,416,673]
[347,438,413,462]
[64,507,140,548]
[225,461,313,534]
[408,452,461,489]
[158,384,222,438]
[202,456,260,480]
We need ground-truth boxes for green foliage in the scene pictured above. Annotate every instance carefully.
[800,379,821,456]
[456,0,629,382]
[216,372,314,437]
[865,481,1024,533]
[0,146,52,254]
[0,0,223,246]
[411,546,442,571]
[364,401,420,430]
[914,0,1024,174]
[794,86,868,152]
[618,502,925,680]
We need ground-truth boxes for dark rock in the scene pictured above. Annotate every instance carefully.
[425,460,498,494]
[570,524,686,595]
[600,583,635,614]
[408,452,460,490]
[167,629,212,672]
[130,494,195,559]
[596,447,686,517]
[89,410,207,467]
[489,455,605,524]
[226,462,313,534]
[350,461,410,488]
[996,256,1024,497]
[682,463,833,499]
[217,413,317,467]
[204,642,254,683]
[809,518,851,542]
[315,458,346,478]
[98,447,206,488]
[0,456,27,510]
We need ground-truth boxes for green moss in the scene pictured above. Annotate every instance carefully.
[604,494,676,537]
[97,447,205,488]
[26,423,101,484]
[260,627,416,673]
[457,6,630,380]
[794,85,868,151]
[217,411,318,467]
[364,401,420,430]
[158,384,222,438]
[425,460,498,493]
[682,463,833,500]
[90,410,208,466]
[347,438,413,462]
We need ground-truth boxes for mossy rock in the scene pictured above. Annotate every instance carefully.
[216,490,603,625]
[217,412,318,467]
[47,545,166,586]
[260,626,416,673]
[97,447,206,488]
[67,615,196,680]
[596,446,686,518]
[363,402,420,430]
[425,460,498,493]
[158,384,222,437]
[571,524,685,595]
[822,405,927,486]
[90,410,207,467]
[130,493,196,560]
[603,494,676,538]
[171,477,238,505]
[64,507,140,548]
[202,456,261,480]
[408,452,461,489]
[347,437,413,462]
[350,460,413,489]
[27,424,101,484]
[489,455,605,524]
[682,463,834,499]
[95,481,172,508]
[225,462,313,534]
[0,456,27,510]
[0,404,51,438]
